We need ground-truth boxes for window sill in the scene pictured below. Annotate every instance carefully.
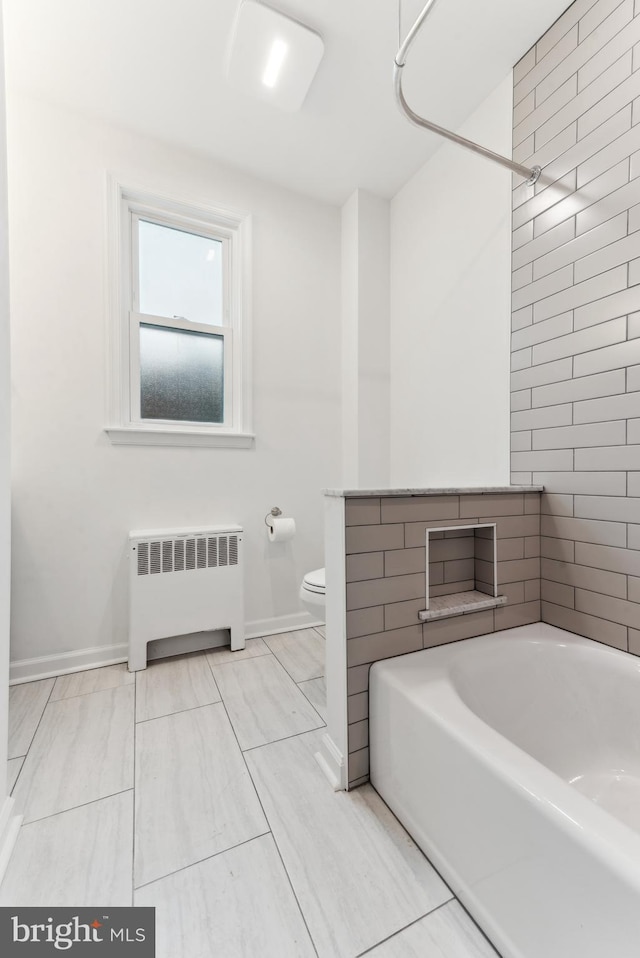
[105,426,255,448]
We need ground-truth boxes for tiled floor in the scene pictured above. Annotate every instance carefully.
[1,629,499,958]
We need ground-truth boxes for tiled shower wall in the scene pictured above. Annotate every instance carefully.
[510,0,640,651]
[345,492,540,787]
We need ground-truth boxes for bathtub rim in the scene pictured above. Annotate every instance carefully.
[370,624,640,895]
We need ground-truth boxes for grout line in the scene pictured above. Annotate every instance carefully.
[518,37,638,160]
[135,698,223,725]
[207,658,222,701]
[10,676,58,782]
[527,173,636,243]
[513,77,576,152]
[20,788,135,829]
[242,721,326,754]
[261,833,321,958]
[536,234,640,293]
[514,272,631,324]
[48,679,135,705]
[205,650,275,670]
[513,170,576,228]
[132,831,272,892]
[354,899,456,958]
[296,676,327,720]
[516,374,637,410]
[451,894,504,958]
[211,656,321,958]
[7,757,26,800]
[522,51,637,160]
[515,18,580,102]
[514,176,636,262]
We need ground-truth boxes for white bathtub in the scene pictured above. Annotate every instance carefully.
[370,623,640,958]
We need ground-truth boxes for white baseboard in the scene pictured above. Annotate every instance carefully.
[10,613,325,684]
[245,611,323,639]
[315,732,346,791]
[0,797,22,885]
[10,643,129,685]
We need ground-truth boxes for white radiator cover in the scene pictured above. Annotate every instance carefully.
[128,524,245,670]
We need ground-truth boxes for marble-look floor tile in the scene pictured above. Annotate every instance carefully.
[135,703,267,887]
[136,652,220,723]
[8,679,55,759]
[7,757,24,794]
[211,655,324,750]
[246,730,451,958]
[205,636,271,667]
[366,901,499,957]
[51,663,134,701]
[264,629,325,683]
[13,685,134,824]
[297,676,326,722]
[0,792,134,906]
[136,834,315,958]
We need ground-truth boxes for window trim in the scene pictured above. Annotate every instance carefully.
[105,177,254,448]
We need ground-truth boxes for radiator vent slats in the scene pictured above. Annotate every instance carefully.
[229,536,238,565]
[150,541,161,575]
[208,537,218,567]
[136,533,240,575]
[138,541,149,576]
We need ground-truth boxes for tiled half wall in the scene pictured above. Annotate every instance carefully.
[345,493,541,787]
[511,0,640,653]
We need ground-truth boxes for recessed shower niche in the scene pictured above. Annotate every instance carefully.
[419,523,507,622]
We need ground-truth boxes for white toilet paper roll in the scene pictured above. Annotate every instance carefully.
[267,516,296,542]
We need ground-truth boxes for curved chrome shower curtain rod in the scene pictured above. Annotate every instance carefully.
[394,0,542,184]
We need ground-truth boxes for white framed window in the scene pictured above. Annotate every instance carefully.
[105,179,253,447]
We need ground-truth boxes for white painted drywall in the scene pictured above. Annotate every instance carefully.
[389,75,513,487]
[7,94,341,669]
[341,189,390,488]
[341,193,359,488]
[0,10,11,797]
[357,191,390,488]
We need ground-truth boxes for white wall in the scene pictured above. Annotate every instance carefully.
[0,9,11,796]
[341,189,390,488]
[356,192,390,488]
[389,75,513,487]
[341,194,359,488]
[7,94,341,672]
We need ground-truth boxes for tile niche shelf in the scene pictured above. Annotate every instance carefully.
[418,522,507,622]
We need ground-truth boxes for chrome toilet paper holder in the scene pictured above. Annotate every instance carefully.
[264,506,283,527]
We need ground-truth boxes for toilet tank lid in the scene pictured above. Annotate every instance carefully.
[304,568,325,589]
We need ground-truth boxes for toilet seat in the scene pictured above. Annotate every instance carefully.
[302,568,325,594]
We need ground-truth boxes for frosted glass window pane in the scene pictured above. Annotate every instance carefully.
[138,220,223,326]
[140,324,224,423]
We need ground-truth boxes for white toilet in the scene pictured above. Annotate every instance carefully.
[299,567,326,622]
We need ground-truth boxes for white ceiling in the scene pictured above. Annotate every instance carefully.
[2,0,572,204]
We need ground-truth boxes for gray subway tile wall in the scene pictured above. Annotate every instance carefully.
[344,493,541,786]
[512,0,640,662]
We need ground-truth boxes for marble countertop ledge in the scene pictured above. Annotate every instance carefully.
[323,485,544,498]
[419,591,508,622]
